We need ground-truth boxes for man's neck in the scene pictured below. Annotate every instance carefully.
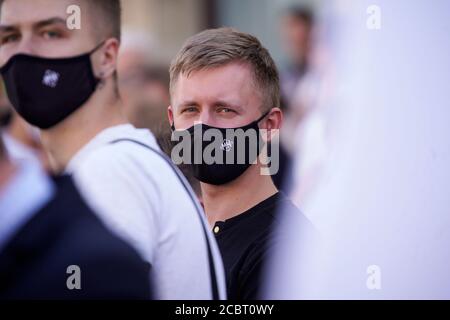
[202,164,278,226]
[40,92,127,174]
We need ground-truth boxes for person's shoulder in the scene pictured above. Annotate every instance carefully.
[47,175,151,275]
[4,174,146,264]
[274,192,306,220]
[251,192,315,245]
[51,180,149,269]
[71,139,159,186]
[77,131,173,176]
[251,192,302,226]
[28,175,91,229]
[90,134,192,194]
[2,175,151,299]
[271,192,319,242]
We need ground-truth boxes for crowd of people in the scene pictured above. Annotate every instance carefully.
[0,0,317,300]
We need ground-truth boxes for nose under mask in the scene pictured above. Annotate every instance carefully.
[0,42,104,129]
[171,112,269,185]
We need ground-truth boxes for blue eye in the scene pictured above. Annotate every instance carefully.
[183,107,198,113]
[1,34,20,45]
[218,107,234,114]
[42,30,62,39]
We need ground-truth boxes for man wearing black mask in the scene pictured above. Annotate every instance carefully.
[0,0,226,299]
[169,28,312,300]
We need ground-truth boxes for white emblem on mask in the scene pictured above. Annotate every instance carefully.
[220,139,233,152]
[42,70,60,88]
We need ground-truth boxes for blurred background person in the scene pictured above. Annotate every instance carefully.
[279,6,315,109]
[277,5,337,206]
[275,5,321,195]
[117,29,170,134]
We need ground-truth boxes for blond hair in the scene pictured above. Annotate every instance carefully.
[170,28,280,112]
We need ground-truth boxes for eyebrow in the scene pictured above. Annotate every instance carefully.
[0,24,17,33]
[178,100,244,111]
[214,100,244,112]
[178,100,199,108]
[0,17,67,33]
[34,17,67,29]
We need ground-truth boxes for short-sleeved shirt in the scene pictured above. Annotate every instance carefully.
[213,192,302,300]
[65,124,226,300]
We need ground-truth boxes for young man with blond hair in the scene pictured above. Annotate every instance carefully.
[169,28,311,299]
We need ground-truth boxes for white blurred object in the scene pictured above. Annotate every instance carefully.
[267,0,450,299]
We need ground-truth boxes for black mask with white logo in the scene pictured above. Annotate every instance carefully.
[172,111,269,186]
[0,42,104,129]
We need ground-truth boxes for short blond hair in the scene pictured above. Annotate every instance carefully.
[169,28,280,112]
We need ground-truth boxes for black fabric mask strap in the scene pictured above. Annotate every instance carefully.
[256,110,271,124]
[88,40,108,84]
[88,40,107,55]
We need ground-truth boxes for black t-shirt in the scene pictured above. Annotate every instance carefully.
[213,192,303,300]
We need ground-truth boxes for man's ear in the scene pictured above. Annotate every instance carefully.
[263,107,283,130]
[95,38,120,79]
[262,107,283,142]
[168,105,174,127]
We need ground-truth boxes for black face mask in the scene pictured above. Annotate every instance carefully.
[172,112,269,186]
[0,42,104,129]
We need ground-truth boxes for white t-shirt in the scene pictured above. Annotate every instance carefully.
[65,124,226,300]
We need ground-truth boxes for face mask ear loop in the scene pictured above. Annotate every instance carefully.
[89,40,107,55]
[256,109,271,127]
[89,40,109,87]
